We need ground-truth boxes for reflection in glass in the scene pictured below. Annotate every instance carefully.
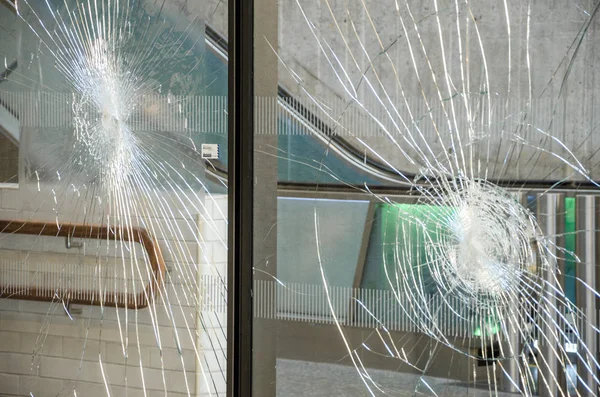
[0,0,228,395]
[253,1,600,396]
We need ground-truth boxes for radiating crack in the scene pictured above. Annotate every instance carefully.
[0,0,226,396]
[276,0,600,396]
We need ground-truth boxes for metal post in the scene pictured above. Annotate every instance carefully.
[253,1,279,395]
[576,195,598,396]
[227,0,254,396]
[501,193,526,393]
[537,193,564,397]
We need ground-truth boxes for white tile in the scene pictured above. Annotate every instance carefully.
[0,331,20,353]
[163,287,199,310]
[212,243,228,263]
[211,371,227,393]
[146,390,190,397]
[202,200,214,218]
[110,386,148,397]
[202,220,226,243]
[162,368,196,394]
[39,356,88,381]
[200,312,227,329]
[159,240,200,264]
[199,328,226,352]
[62,337,100,361]
[212,197,228,221]
[21,333,62,357]
[0,352,35,375]
[3,188,82,215]
[197,372,226,396]
[21,375,63,396]
[102,341,150,367]
[0,373,19,395]
[63,379,107,397]
[202,348,226,375]
[0,299,21,312]
[1,189,26,211]
[198,242,214,265]
[0,208,19,220]
[103,361,143,388]
[89,320,196,351]
[20,300,60,314]
[0,311,87,339]
[149,347,196,371]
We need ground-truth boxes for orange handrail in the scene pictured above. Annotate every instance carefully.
[0,220,166,309]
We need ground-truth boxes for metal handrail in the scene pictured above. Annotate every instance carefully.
[0,220,166,309]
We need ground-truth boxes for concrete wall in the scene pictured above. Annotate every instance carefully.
[274,0,600,182]
[206,0,600,182]
[0,186,227,397]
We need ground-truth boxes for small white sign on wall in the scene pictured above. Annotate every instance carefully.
[565,342,577,353]
[201,144,220,159]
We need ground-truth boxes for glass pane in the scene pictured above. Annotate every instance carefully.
[254,1,600,396]
[0,0,227,395]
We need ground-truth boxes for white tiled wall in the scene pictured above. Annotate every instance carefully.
[0,186,228,397]
[197,195,227,397]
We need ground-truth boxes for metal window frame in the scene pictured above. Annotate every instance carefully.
[227,1,254,396]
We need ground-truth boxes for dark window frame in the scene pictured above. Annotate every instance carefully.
[227,1,254,397]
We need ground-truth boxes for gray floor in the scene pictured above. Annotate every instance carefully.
[276,359,518,397]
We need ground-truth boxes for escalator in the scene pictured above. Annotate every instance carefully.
[204,24,413,191]
[1,22,597,193]
[203,25,599,194]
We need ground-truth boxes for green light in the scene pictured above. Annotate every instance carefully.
[473,317,500,337]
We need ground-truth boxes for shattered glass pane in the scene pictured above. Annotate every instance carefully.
[0,0,228,395]
[253,0,600,396]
